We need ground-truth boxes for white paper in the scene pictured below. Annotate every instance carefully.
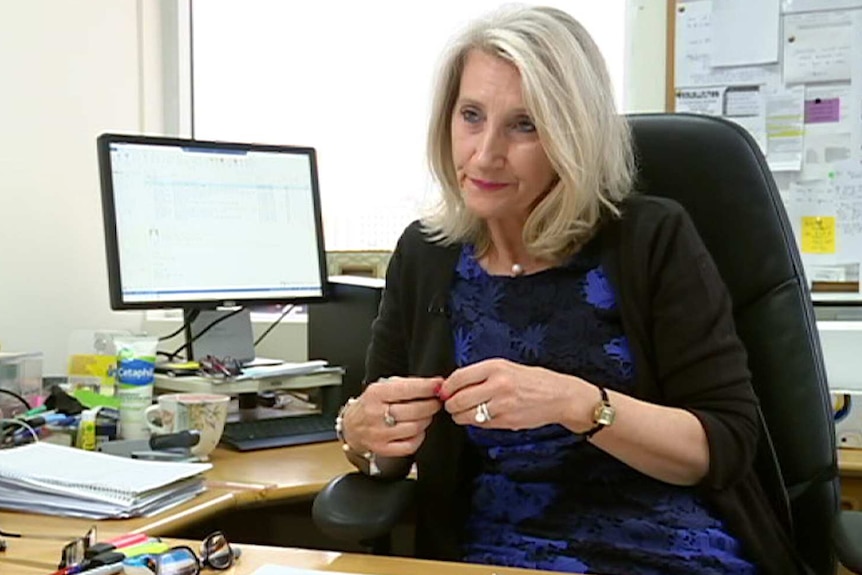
[711,0,780,66]
[802,132,853,180]
[834,162,862,252]
[723,86,767,152]
[808,263,858,282]
[788,180,839,265]
[675,86,726,115]
[787,163,862,269]
[728,115,768,153]
[783,10,855,84]
[766,86,806,171]
[782,0,862,13]
[852,19,862,161]
[723,86,764,117]
[675,1,780,88]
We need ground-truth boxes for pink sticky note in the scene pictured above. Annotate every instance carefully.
[805,98,840,124]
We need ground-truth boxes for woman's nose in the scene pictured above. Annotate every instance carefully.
[474,128,506,167]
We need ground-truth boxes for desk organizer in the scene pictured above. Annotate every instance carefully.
[0,351,43,416]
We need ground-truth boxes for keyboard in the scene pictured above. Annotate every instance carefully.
[220,414,337,451]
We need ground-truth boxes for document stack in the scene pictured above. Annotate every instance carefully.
[0,442,211,519]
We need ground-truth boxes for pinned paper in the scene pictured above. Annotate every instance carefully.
[805,98,841,124]
[802,216,837,254]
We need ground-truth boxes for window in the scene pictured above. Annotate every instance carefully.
[191,1,629,251]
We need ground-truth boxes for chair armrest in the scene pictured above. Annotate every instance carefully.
[312,472,415,545]
[834,510,862,574]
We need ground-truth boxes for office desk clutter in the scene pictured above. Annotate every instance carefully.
[0,386,120,450]
[0,442,210,519]
[0,351,43,418]
[145,393,230,460]
[43,529,240,575]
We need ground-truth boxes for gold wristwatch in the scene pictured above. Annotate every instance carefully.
[584,385,614,438]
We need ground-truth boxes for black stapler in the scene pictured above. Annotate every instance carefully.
[98,430,201,461]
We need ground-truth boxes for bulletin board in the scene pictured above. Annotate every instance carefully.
[668,0,862,303]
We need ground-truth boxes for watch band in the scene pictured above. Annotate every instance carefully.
[584,385,612,439]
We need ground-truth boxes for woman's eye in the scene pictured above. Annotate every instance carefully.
[460,108,481,124]
[513,117,536,133]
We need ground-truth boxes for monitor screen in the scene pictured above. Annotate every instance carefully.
[97,134,329,311]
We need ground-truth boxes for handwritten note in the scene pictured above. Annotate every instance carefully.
[783,10,855,84]
[675,1,779,88]
[802,216,837,254]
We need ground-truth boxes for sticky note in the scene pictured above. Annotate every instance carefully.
[804,98,840,124]
[801,216,836,254]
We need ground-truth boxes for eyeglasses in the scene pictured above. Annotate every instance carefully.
[58,525,98,569]
[198,356,243,377]
[133,531,239,575]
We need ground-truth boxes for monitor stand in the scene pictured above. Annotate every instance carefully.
[183,308,256,364]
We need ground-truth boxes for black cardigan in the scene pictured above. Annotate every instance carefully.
[365,195,805,574]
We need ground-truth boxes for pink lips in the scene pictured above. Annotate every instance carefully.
[470,177,509,191]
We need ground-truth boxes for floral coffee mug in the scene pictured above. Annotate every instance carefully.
[145,393,230,460]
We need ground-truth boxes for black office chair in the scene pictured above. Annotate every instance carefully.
[313,113,862,573]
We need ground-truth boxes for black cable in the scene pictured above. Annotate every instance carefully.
[0,388,31,412]
[158,309,200,342]
[165,307,246,361]
[254,304,295,347]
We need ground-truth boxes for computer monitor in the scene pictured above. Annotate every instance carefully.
[97,133,329,360]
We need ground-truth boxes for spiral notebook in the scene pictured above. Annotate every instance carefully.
[0,442,211,518]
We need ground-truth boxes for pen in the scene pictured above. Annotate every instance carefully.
[74,563,125,575]
[23,405,48,417]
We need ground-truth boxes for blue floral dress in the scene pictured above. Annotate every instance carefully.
[450,241,757,575]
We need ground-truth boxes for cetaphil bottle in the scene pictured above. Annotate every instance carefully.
[114,335,158,440]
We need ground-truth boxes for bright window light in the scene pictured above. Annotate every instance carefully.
[192,1,627,251]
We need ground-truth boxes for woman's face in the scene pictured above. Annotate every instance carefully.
[451,49,557,226]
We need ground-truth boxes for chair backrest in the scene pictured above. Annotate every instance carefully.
[627,113,840,574]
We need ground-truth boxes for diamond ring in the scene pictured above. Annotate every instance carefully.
[383,403,397,427]
[474,402,492,424]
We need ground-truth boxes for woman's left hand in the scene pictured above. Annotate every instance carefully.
[440,358,594,431]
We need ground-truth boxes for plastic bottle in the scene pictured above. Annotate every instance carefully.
[76,408,97,450]
[114,335,158,440]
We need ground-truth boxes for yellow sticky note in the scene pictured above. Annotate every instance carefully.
[801,216,836,254]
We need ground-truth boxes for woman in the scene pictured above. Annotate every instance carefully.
[337,6,803,574]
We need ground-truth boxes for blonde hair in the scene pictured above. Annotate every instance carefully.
[423,5,634,260]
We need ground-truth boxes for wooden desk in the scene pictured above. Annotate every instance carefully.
[0,442,353,546]
[0,487,237,541]
[1,538,568,575]
[839,448,862,516]
[4,444,862,574]
[207,442,355,504]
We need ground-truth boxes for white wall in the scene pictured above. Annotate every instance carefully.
[0,0,667,375]
[0,0,158,372]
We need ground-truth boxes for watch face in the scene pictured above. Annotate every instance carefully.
[595,403,615,426]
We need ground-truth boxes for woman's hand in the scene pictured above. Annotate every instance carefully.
[440,358,595,431]
[440,358,710,486]
[342,376,443,457]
